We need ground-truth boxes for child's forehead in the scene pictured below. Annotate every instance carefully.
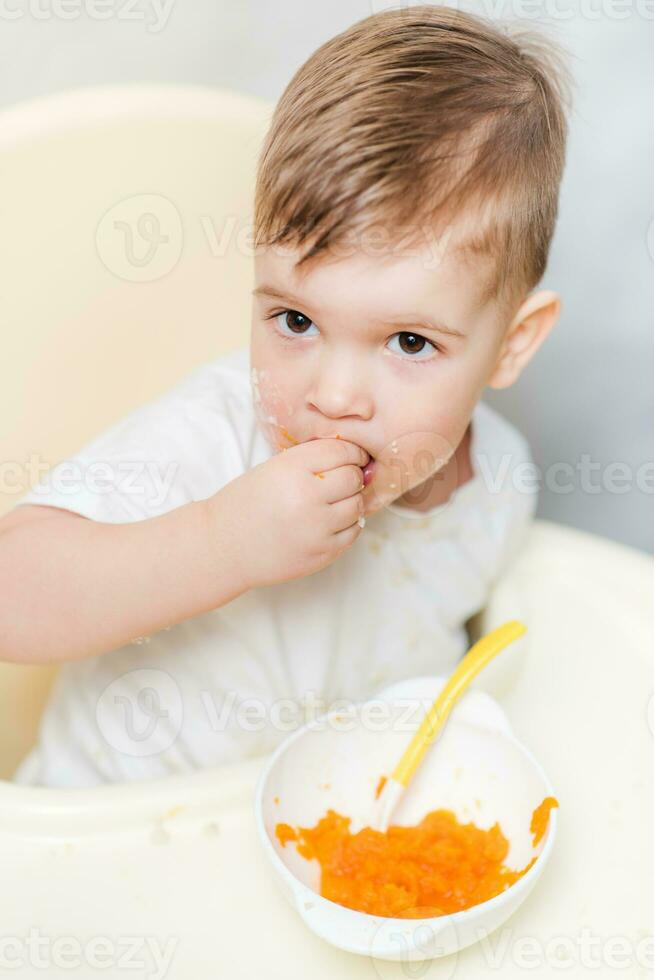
[253,217,497,318]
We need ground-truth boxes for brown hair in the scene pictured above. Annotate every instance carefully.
[253,4,571,308]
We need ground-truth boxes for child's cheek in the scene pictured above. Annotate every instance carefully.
[250,367,299,452]
[363,428,460,513]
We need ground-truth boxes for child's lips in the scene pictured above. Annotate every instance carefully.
[362,457,376,487]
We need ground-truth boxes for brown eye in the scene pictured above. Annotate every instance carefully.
[398,332,426,354]
[285,310,312,333]
[387,331,438,361]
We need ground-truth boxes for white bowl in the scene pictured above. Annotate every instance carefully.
[254,676,557,962]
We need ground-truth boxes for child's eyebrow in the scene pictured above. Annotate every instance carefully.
[253,285,306,306]
[373,313,466,339]
[252,285,465,339]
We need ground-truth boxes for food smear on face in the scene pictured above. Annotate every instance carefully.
[279,426,299,446]
[275,797,557,919]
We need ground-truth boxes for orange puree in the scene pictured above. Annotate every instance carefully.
[275,796,558,919]
[530,796,558,847]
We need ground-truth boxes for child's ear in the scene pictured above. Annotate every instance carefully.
[487,289,561,390]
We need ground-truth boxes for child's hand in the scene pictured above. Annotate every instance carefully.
[217,438,370,589]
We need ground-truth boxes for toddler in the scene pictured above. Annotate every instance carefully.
[1,5,569,786]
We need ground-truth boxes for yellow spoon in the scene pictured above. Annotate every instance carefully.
[369,620,527,832]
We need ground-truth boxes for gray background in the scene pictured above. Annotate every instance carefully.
[1,0,652,552]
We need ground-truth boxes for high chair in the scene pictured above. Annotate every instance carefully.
[1,84,653,978]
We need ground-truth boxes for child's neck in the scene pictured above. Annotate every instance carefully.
[394,421,474,513]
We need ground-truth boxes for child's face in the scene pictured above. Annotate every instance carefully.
[249,226,549,517]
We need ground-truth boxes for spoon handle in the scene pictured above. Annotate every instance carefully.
[391,620,527,788]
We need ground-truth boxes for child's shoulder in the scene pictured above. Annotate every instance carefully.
[192,344,251,383]
[115,344,258,452]
[168,344,252,407]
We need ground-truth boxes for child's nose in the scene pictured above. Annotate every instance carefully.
[308,368,373,424]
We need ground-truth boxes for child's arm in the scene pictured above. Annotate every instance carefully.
[0,490,248,665]
[0,437,369,665]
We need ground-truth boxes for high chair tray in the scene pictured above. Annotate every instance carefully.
[1,520,653,978]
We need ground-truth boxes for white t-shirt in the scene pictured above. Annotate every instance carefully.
[12,345,538,787]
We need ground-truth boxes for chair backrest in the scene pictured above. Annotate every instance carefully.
[0,84,273,778]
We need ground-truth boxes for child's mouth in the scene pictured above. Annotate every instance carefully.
[362,457,376,487]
